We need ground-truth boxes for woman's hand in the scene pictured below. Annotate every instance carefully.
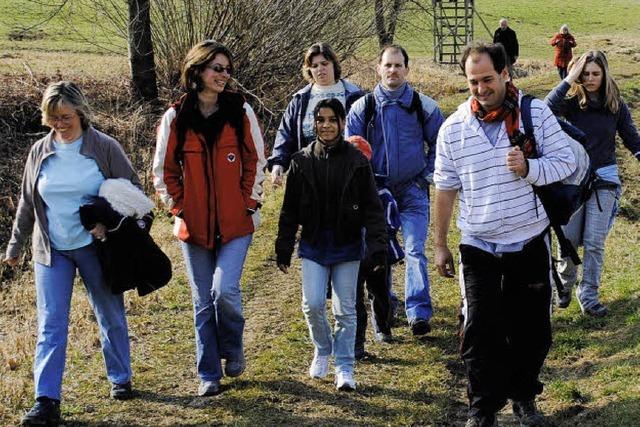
[566,54,588,84]
[90,223,108,242]
[3,256,19,267]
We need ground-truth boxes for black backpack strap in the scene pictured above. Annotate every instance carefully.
[520,94,535,140]
[363,92,376,130]
[410,91,425,126]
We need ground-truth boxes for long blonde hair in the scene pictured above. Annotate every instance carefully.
[567,50,620,113]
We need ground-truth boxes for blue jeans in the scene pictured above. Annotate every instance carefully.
[394,182,433,323]
[301,258,359,374]
[181,234,252,381]
[557,188,618,309]
[33,243,131,400]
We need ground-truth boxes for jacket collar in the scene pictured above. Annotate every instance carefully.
[293,78,361,98]
[373,82,414,108]
[41,127,100,156]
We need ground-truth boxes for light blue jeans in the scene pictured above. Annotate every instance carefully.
[33,243,131,400]
[395,182,433,323]
[181,234,252,381]
[301,258,359,374]
[557,188,618,309]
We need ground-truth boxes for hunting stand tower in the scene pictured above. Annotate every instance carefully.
[432,0,475,64]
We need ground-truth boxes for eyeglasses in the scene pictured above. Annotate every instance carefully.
[205,63,233,75]
[47,113,78,125]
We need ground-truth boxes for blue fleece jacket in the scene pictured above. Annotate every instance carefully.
[344,83,444,187]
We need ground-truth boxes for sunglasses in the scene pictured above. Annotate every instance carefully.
[205,63,233,75]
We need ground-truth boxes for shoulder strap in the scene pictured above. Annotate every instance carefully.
[520,94,535,139]
[410,91,425,126]
[363,93,376,129]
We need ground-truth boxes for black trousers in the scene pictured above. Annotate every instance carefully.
[459,232,552,417]
[355,257,393,355]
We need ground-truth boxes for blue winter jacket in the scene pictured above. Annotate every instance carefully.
[267,79,366,171]
[345,83,444,187]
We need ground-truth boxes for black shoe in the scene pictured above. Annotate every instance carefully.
[512,400,547,426]
[465,414,498,427]
[355,350,376,361]
[110,382,134,400]
[21,397,61,426]
[557,287,572,309]
[410,319,431,336]
[581,302,608,318]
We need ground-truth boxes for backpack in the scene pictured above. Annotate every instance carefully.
[519,95,595,282]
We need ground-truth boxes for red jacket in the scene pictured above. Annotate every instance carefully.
[549,33,576,68]
[153,95,266,249]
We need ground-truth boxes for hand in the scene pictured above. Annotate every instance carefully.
[271,165,284,186]
[277,264,288,274]
[3,256,19,267]
[435,245,455,278]
[507,146,528,177]
[90,223,107,242]
[566,53,588,83]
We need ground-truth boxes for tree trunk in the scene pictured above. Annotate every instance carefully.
[128,0,158,101]
[375,0,405,48]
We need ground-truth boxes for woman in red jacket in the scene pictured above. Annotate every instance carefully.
[153,40,266,396]
[549,24,577,79]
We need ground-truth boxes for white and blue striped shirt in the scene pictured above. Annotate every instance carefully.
[434,93,576,245]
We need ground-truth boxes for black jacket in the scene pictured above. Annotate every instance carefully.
[275,140,387,266]
[79,180,172,296]
[493,27,519,64]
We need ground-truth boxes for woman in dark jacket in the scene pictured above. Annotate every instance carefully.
[267,42,366,185]
[549,24,577,79]
[275,98,386,391]
[545,50,640,317]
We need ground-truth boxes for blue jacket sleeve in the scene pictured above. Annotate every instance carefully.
[544,80,571,117]
[268,96,300,171]
[421,98,445,179]
[617,101,640,161]
[345,98,367,139]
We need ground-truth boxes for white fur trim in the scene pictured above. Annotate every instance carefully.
[99,178,155,218]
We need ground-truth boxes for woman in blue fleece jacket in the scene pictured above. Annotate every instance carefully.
[545,50,640,317]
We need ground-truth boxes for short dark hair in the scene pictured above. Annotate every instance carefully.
[459,41,508,76]
[378,44,409,67]
[302,42,342,83]
[313,98,346,121]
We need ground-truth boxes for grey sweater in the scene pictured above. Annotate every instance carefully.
[6,127,140,266]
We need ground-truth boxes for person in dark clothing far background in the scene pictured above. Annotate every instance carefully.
[493,18,519,75]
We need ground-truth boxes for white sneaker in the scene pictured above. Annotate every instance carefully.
[335,371,356,391]
[309,353,330,379]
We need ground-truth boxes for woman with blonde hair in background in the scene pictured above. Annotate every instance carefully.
[153,40,266,396]
[545,50,640,316]
[4,81,139,426]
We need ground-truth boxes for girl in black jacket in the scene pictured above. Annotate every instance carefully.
[275,98,386,391]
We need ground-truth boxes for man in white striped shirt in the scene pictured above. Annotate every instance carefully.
[433,42,575,427]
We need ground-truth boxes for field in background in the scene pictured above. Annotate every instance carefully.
[1,1,639,425]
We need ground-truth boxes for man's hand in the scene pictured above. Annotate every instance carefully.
[271,165,284,186]
[90,223,107,242]
[3,256,19,267]
[435,245,455,278]
[277,264,288,274]
[507,146,528,177]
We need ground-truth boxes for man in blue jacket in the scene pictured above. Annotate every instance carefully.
[345,44,444,335]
